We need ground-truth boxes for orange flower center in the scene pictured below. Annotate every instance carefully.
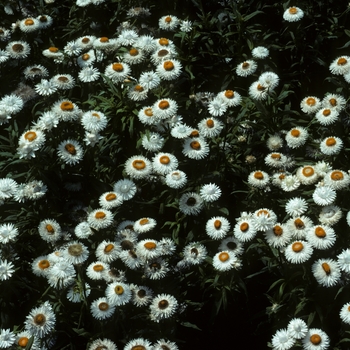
[114,285,124,295]
[134,85,144,92]
[105,193,117,201]
[254,171,264,180]
[330,171,343,181]
[131,347,146,350]
[257,209,270,217]
[58,76,69,82]
[219,252,230,262]
[190,130,200,137]
[129,48,139,56]
[82,37,90,43]
[93,264,104,272]
[160,155,170,164]
[326,137,336,146]
[144,242,157,250]
[206,119,214,128]
[271,153,281,159]
[18,337,29,347]
[132,160,146,170]
[112,63,123,72]
[291,129,300,137]
[159,38,169,46]
[45,224,54,233]
[257,84,265,91]
[24,131,37,142]
[315,227,326,238]
[289,7,298,14]
[292,242,303,252]
[34,314,46,325]
[302,166,314,177]
[82,53,90,60]
[242,62,250,68]
[95,211,106,219]
[163,61,174,71]
[329,98,337,106]
[240,222,249,231]
[100,37,109,42]
[310,334,322,345]
[65,143,76,155]
[190,141,201,150]
[158,49,169,57]
[294,218,304,229]
[49,47,59,53]
[273,225,283,236]
[214,220,222,229]
[25,19,34,26]
[322,262,331,275]
[98,302,109,311]
[224,90,234,98]
[338,57,347,65]
[139,218,149,225]
[323,109,331,116]
[38,259,50,269]
[144,108,153,117]
[165,16,172,23]
[306,97,316,106]
[158,100,170,109]
[60,101,74,111]
[279,174,285,180]
[104,244,114,253]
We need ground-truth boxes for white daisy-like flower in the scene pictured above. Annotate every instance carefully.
[57,139,83,165]
[0,178,18,199]
[74,222,93,239]
[158,238,176,256]
[78,66,100,82]
[340,302,350,324]
[153,98,178,120]
[156,59,182,80]
[319,205,342,226]
[124,155,153,180]
[0,329,16,348]
[312,258,340,287]
[34,111,59,131]
[127,83,149,101]
[320,136,343,155]
[136,239,162,260]
[123,47,145,65]
[181,242,208,266]
[252,208,277,232]
[77,50,96,67]
[217,90,242,107]
[86,261,109,280]
[266,135,284,151]
[87,209,113,230]
[153,339,179,350]
[51,74,75,90]
[285,240,313,264]
[124,338,153,350]
[42,46,64,60]
[133,218,157,233]
[248,80,268,100]
[271,328,295,350]
[306,225,336,250]
[252,46,269,59]
[24,301,56,338]
[280,175,300,192]
[213,251,241,271]
[52,100,81,121]
[62,241,89,265]
[236,60,258,77]
[35,79,58,96]
[208,97,228,116]
[300,95,321,114]
[285,197,308,217]
[337,248,350,273]
[206,217,231,240]
[139,70,161,90]
[285,126,308,149]
[322,93,346,112]
[31,256,52,277]
[329,56,350,75]
[6,41,31,59]
[142,132,164,152]
[105,282,132,306]
[14,330,40,349]
[259,71,279,90]
[66,282,91,303]
[117,29,139,46]
[152,153,178,175]
[198,117,224,138]
[218,237,244,256]
[93,36,118,51]
[120,249,144,270]
[104,62,131,83]
[81,110,108,132]
[286,216,313,239]
[87,338,117,350]
[312,186,336,206]
[138,106,159,125]
[130,285,154,307]
[0,94,24,114]
[99,191,123,209]
[302,329,330,350]
[296,165,319,185]
[165,170,188,189]
[264,223,292,248]
[247,170,270,188]
[18,129,46,152]
[200,183,222,202]
[315,108,339,126]
[95,241,120,263]
[180,19,192,32]
[90,297,115,320]
[38,219,62,242]
[182,137,209,160]
[178,192,204,216]
[234,218,257,242]
[0,259,15,281]
[37,14,53,29]
[323,170,350,190]
[264,152,288,168]
[159,15,179,30]
[287,318,308,340]
[283,6,304,22]
[113,178,137,201]
[150,293,178,322]
[64,40,82,56]
[0,50,9,63]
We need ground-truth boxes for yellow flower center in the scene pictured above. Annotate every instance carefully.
[158,49,169,57]
[131,346,146,350]
[112,63,124,72]
[323,109,331,116]
[49,47,59,53]
[100,37,109,42]
[82,53,90,60]
[144,108,153,117]
[158,100,170,109]
[104,244,114,253]
[24,131,37,142]
[322,262,331,275]
[24,19,34,26]
[291,129,300,137]
[331,171,343,181]
[129,48,139,56]
[38,259,50,269]
[190,130,200,137]
[306,97,316,106]
[292,242,303,252]
[93,264,104,272]
[289,7,298,14]
[310,334,322,345]
[18,337,29,347]
[163,61,174,71]
[214,220,222,229]
[82,37,90,43]
[95,211,106,219]
[206,119,214,128]
[45,224,54,233]
[105,193,117,201]
[273,225,283,236]
[160,155,170,164]
[329,98,337,106]
[240,222,249,231]
[39,16,47,22]
[144,242,157,250]
[326,137,336,146]
[225,90,234,98]
[242,62,250,68]
[115,285,124,295]
[60,101,74,111]
[132,160,146,170]
[254,171,264,180]
[58,76,69,82]
[338,57,347,65]
[302,166,314,177]
[315,227,326,238]
[257,209,270,217]
[257,84,265,91]
[190,141,201,150]
[219,252,230,262]
[65,143,76,155]
[134,85,144,92]
[294,218,304,229]
[34,314,46,325]
[271,153,281,159]
[139,218,149,225]
[159,38,169,46]
[165,16,172,23]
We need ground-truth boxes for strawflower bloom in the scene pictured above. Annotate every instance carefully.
[312,258,340,287]
[271,328,295,350]
[302,328,330,350]
[150,294,178,322]
[283,7,304,22]
[285,240,313,264]
[340,302,350,324]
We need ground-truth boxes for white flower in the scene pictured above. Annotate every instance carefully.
[248,81,268,100]
[78,66,100,82]
[306,225,336,250]
[324,170,350,190]
[152,153,178,175]
[300,96,322,114]
[90,297,115,320]
[57,139,84,165]
[87,338,117,350]
[35,79,58,96]
[199,183,222,202]
[266,135,284,150]
[81,110,108,132]
[150,294,178,322]
[159,15,179,30]
[312,186,336,206]
[337,248,350,273]
[312,258,340,287]
[105,282,132,306]
[271,328,295,350]
[248,170,269,188]
[283,7,304,22]
[0,329,15,348]
[340,302,350,324]
[320,136,343,155]
[252,208,277,232]
[252,46,269,59]
[236,60,257,77]
[302,328,330,350]
[142,133,164,152]
[113,179,137,201]
[208,97,227,116]
[287,318,308,339]
[124,155,153,180]
[206,216,230,240]
[329,56,350,75]
[213,251,240,271]
[180,20,192,32]
[315,108,339,126]
[182,137,209,160]
[0,178,18,199]
[156,59,182,80]
[285,240,313,264]
[285,197,308,217]
[264,223,291,248]
[319,205,342,226]
[87,209,113,230]
[178,192,203,216]
[285,127,308,149]
[259,71,279,90]
[165,170,187,189]
[280,175,300,192]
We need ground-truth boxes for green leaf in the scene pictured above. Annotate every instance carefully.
[242,10,264,22]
